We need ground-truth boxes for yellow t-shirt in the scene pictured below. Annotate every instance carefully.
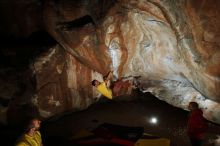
[15,131,42,146]
[96,82,113,99]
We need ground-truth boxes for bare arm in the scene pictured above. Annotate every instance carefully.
[103,71,113,83]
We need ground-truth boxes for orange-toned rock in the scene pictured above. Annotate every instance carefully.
[31,45,95,117]
[1,0,220,125]
[40,0,220,123]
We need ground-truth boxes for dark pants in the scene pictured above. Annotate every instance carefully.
[190,138,202,146]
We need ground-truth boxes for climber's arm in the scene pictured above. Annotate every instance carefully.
[103,71,113,83]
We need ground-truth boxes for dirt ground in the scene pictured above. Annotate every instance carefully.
[41,92,220,146]
[1,91,220,146]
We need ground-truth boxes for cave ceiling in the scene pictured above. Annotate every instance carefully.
[0,0,220,124]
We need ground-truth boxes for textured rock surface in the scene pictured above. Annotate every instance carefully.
[41,0,220,123]
[0,0,220,124]
[32,45,96,118]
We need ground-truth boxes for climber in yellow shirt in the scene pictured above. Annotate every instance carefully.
[91,71,134,100]
[15,118,43,146]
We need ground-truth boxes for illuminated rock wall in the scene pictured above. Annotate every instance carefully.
[40,0,220,123]
[1,0,220,124]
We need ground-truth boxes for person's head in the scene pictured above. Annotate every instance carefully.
[25,118,41,132]
[91,80,100,87]
[188,102,199,111]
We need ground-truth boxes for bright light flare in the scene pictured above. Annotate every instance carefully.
[149,117,158,124]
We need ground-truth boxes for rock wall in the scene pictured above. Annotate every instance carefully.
[0,0,42,37]
[41,0,220,123]
[32,45,97,118]
[0,0,220,124]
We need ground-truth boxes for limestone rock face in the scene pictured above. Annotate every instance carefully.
[1,0,220,124]
[40,0,220,123]
[32,45,97,118]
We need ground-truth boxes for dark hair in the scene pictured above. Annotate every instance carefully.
[189,102,199,109]
[91,80,97,86]
[24,118,39,132]
[25,123,35,132]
